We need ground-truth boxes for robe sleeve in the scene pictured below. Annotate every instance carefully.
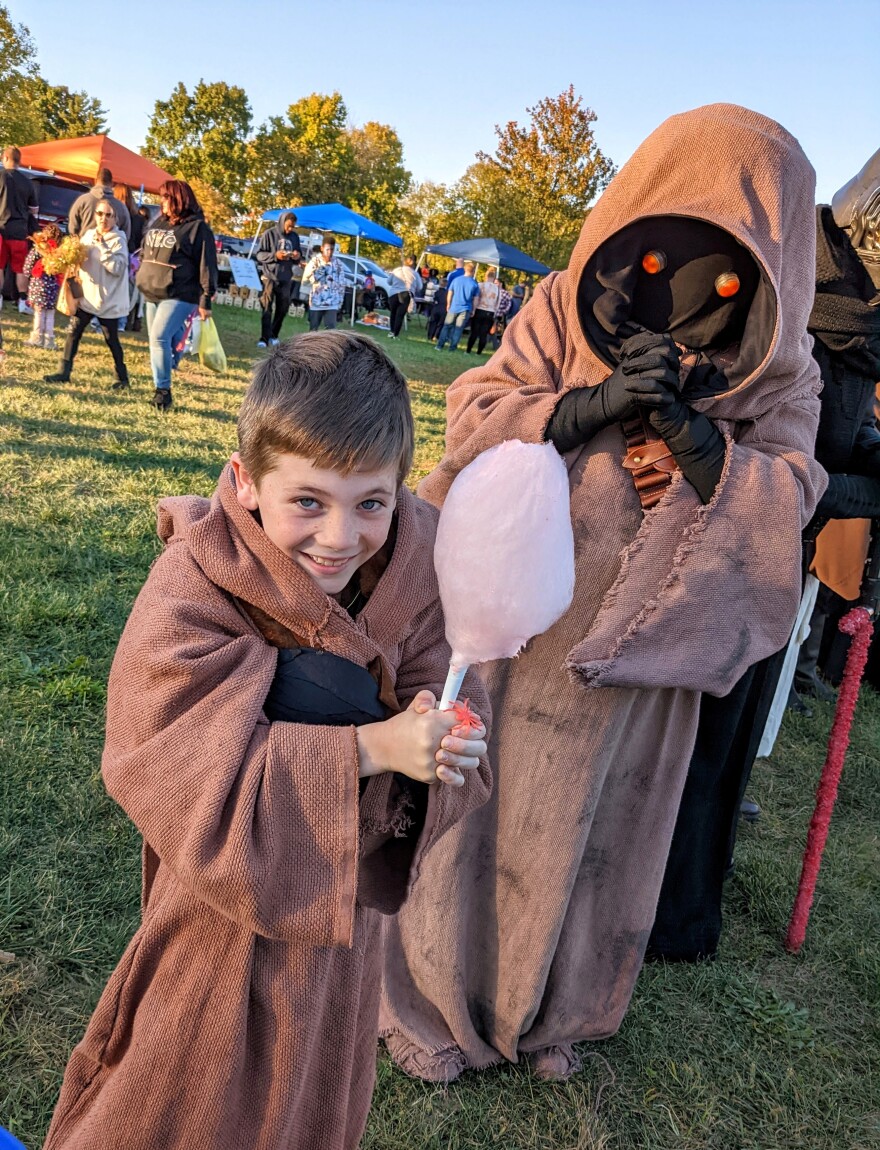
[566,393,828,697]
[419,275,569,508]
[102,545,360,947]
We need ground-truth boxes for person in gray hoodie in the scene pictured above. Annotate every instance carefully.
[255,211,302,347]
[68,167,132,242]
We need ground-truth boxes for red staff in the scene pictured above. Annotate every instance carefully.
[786,520,880,953]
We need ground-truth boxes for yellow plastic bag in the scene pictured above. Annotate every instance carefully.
[199,316,227,373]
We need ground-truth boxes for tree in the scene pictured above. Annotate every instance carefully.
[187,176,236,234]
[243,94,412,247]
[243,92,354,215]
[396,180,455,257]
[0,6,40,146]
[346,121,410,230]
[145,80,252,210]
[468,86,615,269]
[28,78,108,138]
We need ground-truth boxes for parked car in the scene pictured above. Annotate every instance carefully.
[2,168,90,298]
[331,254,394,308]
[216,234,261,258]
[20,167,90,233]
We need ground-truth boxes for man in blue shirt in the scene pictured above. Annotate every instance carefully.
[436,261,480,351]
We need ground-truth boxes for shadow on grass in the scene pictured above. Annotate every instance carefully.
[2,412,224,476]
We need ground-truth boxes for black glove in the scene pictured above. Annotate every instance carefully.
[815,472,880,520]
[647,398,727,505]
[546,331,681,452]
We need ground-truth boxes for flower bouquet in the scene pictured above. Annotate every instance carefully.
[38,234,87,278]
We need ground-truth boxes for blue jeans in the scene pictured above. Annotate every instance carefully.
[437,310,468,350]
[145,299,196,389]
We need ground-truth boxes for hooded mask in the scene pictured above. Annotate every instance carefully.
[578,215,770,399]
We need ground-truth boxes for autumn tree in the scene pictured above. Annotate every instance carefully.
[244,92,354,214]
[346,121,410,230]
[145,80,252,209]
[396,180,457,256]
[465,86,615,268]
[29,79,108,138]
[0,6,40,146]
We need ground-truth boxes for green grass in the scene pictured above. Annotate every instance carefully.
[1,305,878,1149]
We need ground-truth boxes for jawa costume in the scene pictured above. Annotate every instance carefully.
[650,204,880,962]
[43,468,491,1150]
[380,104,826,1082]
[806,149,880,688]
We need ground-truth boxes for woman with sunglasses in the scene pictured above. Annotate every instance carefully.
[136,179,217,411]
[44,203,131,389]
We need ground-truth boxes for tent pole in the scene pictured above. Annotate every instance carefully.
[248,224,264,259]
[350,233,361,327]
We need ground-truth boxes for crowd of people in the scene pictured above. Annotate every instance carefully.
[0,144,531,416]
[0,151,218,411]
[4,102,879,1150]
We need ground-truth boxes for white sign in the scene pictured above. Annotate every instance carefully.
[228,256,263,290]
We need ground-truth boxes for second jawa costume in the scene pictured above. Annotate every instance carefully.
[379,104,826,1082]
[651,183,880,964]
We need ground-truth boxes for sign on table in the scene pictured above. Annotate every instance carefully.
[228,257,263,291]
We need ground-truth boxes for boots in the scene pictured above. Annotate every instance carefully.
[44,358,72,383]
[152,388,172,411]
[111,370,130,391]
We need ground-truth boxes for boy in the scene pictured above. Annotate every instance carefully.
[44,331,491,1150]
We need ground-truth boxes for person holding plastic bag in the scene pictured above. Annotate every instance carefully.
[137,179,217,412]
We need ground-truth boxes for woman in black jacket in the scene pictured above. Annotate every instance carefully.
[136,179,217,410]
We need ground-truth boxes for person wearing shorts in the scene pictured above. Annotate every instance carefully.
[0,146,37,313]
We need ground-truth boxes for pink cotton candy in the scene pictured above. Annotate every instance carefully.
[435,440,575,670]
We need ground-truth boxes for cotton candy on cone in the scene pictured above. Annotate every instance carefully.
[435,440,575,669]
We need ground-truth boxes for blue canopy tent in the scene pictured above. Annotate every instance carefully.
[422,237,551,276]
[254,203,403,325]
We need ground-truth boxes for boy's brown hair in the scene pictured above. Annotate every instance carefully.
[238,330,415,486]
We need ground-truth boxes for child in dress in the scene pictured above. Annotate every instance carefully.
[22,224,63,350]
[43,330,491,1150]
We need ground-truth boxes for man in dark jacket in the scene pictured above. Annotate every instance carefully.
[68,168,132,242]
[255,211,302,348]
[0,145,37,313]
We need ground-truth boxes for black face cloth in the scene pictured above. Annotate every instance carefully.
[578,215,771,394]
[263,647,388,726]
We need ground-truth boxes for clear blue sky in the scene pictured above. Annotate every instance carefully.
[14,0,876,204]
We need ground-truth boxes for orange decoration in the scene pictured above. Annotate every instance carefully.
[714,272,740,297]
[448,698,482,734]
[641,250,667,274]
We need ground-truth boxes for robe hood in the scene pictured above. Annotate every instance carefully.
[565,103,821,420]
[156,464,441,653]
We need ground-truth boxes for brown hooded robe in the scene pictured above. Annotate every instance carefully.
[44,468,491,1150]
[380,104,827,1078]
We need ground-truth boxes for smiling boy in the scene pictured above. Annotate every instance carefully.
[44,331,491,1150]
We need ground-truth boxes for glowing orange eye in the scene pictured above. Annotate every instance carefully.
[715,272,740,298]
[641,250,667,275]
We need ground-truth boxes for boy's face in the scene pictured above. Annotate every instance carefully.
[231,452,398,598]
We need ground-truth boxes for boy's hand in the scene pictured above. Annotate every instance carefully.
[356,690,487,788]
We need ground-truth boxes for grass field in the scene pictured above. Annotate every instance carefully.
[1,304,878,1149]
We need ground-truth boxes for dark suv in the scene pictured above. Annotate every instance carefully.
[21,167,91,232]
[2,168,91,298]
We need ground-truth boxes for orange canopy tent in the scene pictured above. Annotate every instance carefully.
[17,135,173,194]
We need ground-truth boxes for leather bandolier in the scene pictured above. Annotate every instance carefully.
[621,409,678,509]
